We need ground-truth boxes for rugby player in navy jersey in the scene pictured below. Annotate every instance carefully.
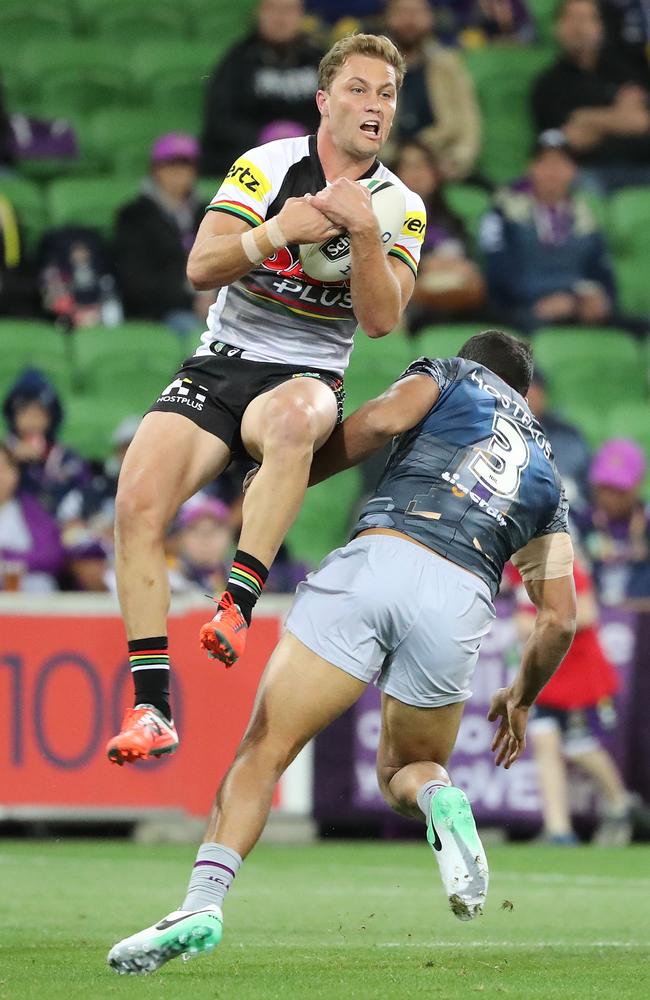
[106,33,427,765]
[108,331,577,973]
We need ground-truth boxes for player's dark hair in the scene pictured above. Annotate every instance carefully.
[457,330,534,396]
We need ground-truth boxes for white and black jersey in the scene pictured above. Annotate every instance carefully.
[196,135,426,375]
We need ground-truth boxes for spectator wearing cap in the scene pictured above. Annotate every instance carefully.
[573,439,650,607]
[114,133,213,337]
[200,0,322,177]
[526,369,591,512]
[170,496,233,595]
[2,368,91,514]
[479,130,619,334]
[531,0,650,194]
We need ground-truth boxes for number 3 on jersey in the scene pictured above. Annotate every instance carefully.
[469,413,530,499]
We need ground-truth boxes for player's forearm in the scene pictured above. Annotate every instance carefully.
[510,610,576,707]
[349,223,403,338]
[309,403,393,486]
[187,221,285,289]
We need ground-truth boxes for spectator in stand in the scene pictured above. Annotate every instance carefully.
[2,368,90,514]
[383,0,482,179]
[200,0,322,177]
[0,442,64,592]
[526,369,591,512]
[600,0,650,86]
[170,496,233,596]
[114,134,212,338]
[574,439,650,608]
[509,557,650,845]
[432,1,535,46]
[479,130,620,334]
[531,0,650,193]
[392,138,485,331]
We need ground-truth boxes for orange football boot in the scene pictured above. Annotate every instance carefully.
[199,592,248,666]
[106,706,179,766]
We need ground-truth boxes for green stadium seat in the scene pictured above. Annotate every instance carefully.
[532,327,646,408]
[19,40,134,86]
[0,321,74,401]
[528,0,558,44]
[73,323,184,394]
[61,394,129,461]
[87,3,190,41]
[561,405,608,451]
[88,108,201,172]
[47,176,141,239]
[196,178,224,207]
[187,1,257,43]
[444,184,491,243]
[36,67,132,120]
[130,41,218,103]
[287,469,361,567]
[413,324,524,362]
[0,177,47,253]
[0,4,75,55]
[608,187,650,313]
[344,330,412,412]
[463,46,556,184]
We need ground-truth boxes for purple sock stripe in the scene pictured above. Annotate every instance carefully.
[193,860,236,877]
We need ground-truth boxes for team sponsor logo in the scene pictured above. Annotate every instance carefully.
[442,471,508,527]
[158,377,208,412]
[224,157,271,202]
[319,233,351,262]
[401,211,426,244]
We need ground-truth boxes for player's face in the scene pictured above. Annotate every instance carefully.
[594,485,639,519]
[319,55,398,160]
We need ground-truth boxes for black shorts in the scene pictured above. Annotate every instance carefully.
[147,342,345,458]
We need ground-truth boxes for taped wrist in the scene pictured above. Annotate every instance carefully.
[240,217,288,265]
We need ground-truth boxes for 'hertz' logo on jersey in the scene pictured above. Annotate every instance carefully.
[224,158,271,201]
[401,211,426,244]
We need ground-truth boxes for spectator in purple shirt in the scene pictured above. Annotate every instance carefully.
[0,442,64,592]
[2,368,91,514]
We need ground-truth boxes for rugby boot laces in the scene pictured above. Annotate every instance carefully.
[107,905,223,975]
[426,786,489,921]
[106,705,178,766]
[199,591,248,667]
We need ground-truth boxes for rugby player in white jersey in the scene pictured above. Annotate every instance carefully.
[106,34,426,765]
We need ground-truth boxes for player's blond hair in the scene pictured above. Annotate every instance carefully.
[318,34,406,92]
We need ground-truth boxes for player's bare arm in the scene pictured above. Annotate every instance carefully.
[308,179,414,337]
[309,374,440,485]
[489,565,577,769]
[187,198,342,290]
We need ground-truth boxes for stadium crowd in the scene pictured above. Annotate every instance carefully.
[1,0,649,605]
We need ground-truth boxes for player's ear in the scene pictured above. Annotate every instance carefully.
[316,89,329,117]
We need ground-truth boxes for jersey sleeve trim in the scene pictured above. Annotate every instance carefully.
[206,200,264,227]
[388,243,418,277]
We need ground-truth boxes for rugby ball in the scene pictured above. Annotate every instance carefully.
[299,177,406,283]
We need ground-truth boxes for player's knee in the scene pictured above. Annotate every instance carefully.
[376,762,402,812]
[115,481,166,541]
[263,397,320,453]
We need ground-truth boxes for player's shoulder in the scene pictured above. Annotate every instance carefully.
[225,135,312,188]
[374,161,426,215]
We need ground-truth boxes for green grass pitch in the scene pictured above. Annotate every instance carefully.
[1,839,649,999]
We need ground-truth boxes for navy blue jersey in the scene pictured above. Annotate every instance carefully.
[352,357,569,598]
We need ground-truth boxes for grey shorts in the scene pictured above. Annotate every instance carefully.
[285,534,496,709]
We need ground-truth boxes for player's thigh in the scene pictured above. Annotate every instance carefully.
[377,693,465,781]
[238,632,366,767]
[240,376,338,461]
[117,411,231,526]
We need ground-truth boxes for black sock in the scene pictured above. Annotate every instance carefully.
[222,549,269,626]
[128,636,171,721]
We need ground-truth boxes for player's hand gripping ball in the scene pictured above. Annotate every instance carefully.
[299,178,406,283]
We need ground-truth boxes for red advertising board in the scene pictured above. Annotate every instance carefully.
[0,599,284,817]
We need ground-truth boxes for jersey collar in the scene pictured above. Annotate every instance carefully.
[309,134,380,184]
